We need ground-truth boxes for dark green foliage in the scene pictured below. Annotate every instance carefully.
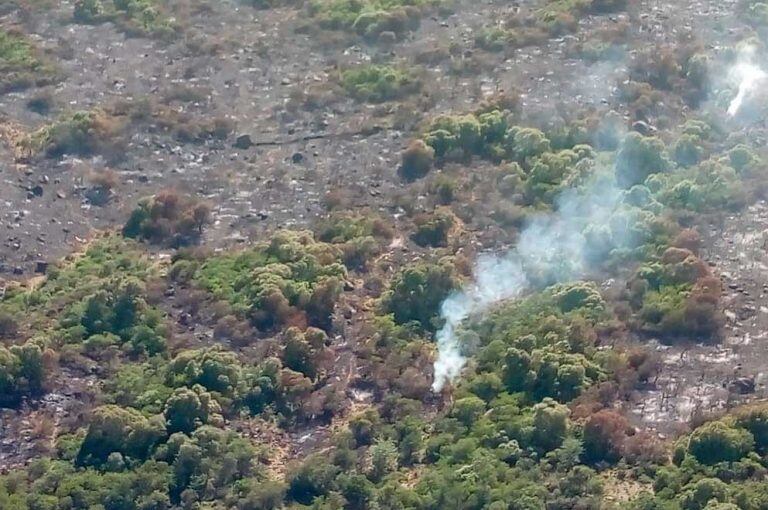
[0,310,18,339]
[615,132,671,188]
[165,347,241,396]
[282,327,328,379]
[160,426,260,504]
[76,405,166,466]
[734,403,768,454]
[652,159,746,212]
[288,454,341,504]
[400,139,435,181]
[680,478,730,510]
[470,283,606,402]
[58,277,169,356]
[0,343,47,407]
[315,212,393,269]
[74,0,104,22]
[74,0,177,39]
[163,387,220,434]
[532,398,570,451]
[382,260,459,330]
[687,421,755,465]
[307,0,434,40]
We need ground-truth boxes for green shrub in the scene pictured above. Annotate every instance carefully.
[0,29,59,93]
[382,260,459,330]
[341,64,419,102]
[734,403,768,453]
[76,405,166,466]
[687,421,755,465]
[0,343,47,407]
[411,208,455,247]
[73,0,104,22]
[193,230,347,330]
[532,398,570,452]
[615,132,671,188]
[307,0,435,39]
[85,0,177,39]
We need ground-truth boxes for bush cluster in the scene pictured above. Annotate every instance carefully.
[179,230,348,331]
[306,0,436,40]
[123,190,212,247]
[629,247,723,340]
[404,109,595,206]
[0,343,47,407]
[341,64,420,103]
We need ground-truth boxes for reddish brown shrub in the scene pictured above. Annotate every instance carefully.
[583,409,631,464]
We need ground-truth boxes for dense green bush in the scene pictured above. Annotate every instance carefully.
[382,260,459,330]
[615,132,671,188]
[74,0,176,39]
[400,139,435,180]
[307,0,436,40]
[411,208,456,247]
[76,404,166,467]
[631,251,723,340]
[0,343,47,407]
[314,212,393,269]
[687,421,755,465]
[22,109,125,158]
[652,158,747,212]
[410,109,601,208]
[58,278,169,356]
[190,230,347,330]
[341,64,420,102]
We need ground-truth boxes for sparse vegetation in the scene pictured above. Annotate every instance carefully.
[0,28,58,93]
[73,0,178,39]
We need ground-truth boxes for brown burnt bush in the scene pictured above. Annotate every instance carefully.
[683,276,724,339]
[582,409,632,464]
[123,190,212,247]
[399,139,435,181]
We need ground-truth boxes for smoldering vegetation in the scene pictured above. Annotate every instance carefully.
[2,0,768,509]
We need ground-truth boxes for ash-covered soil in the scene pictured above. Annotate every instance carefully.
[629,201,768,434]
[0,0,750,276]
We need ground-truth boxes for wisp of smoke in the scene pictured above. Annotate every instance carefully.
[431,172,626,392]
[727,46,767,116]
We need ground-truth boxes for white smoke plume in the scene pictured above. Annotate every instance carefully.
[727,45,767,117]
[432,173,626,392]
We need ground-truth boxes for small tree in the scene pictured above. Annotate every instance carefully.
[400,140,434,181]
[687,421,754,465]
[582,409,630,464]
[532,398,570,452]
[368,439,399,482]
